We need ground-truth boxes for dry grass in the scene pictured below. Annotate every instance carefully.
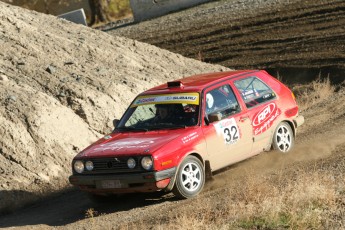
[196,51,204,62]
[229,170,337,229]
[293,76,335,112]
[85,208,98,219]
[114,167,342,230]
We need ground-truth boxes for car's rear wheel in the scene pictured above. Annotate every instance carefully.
[172,155,205,199]
[272,122,294,153]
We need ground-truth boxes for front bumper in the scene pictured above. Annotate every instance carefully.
[293,115,305,128]
[69,167,176,194]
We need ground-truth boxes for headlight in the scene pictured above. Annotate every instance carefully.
[141,156,153,170]
[127,158,136,169]
[74,160,84,173]
[85,161,94,171]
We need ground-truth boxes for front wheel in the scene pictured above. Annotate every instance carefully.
[172,155,205,199]
[272,122,294,153]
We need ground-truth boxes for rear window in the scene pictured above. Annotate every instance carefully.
[234,77,276,108]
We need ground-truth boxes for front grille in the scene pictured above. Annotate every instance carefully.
[93,157,129,171]
[74,157,147,174]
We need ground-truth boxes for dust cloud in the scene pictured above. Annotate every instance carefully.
[205,118,345,192]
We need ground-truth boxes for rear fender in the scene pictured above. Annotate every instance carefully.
[266,120,295,151]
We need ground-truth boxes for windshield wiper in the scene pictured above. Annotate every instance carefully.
[150,124,187,130]
[116,127,149,132]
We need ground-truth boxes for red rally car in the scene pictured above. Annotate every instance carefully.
[69,70,304,199]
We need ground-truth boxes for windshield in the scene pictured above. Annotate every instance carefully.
[117,93,200,131]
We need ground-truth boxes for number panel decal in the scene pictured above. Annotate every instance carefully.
[213,118,240,145]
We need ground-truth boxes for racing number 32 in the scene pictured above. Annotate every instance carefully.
[213,118,240,145]
[223,126,239,143]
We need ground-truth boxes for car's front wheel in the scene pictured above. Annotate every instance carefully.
[272,122,294,153]
[172,155,205,199]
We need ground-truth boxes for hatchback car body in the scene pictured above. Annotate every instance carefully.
[69,70,304,199]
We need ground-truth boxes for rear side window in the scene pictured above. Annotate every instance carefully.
[234,77,276,108]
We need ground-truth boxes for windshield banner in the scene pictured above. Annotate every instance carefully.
[131,93,199,107]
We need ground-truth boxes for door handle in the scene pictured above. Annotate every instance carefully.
[239,116,249,122]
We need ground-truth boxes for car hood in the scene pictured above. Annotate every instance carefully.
[78,130,185,158]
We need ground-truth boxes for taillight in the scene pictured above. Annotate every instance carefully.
[285,107,298,117]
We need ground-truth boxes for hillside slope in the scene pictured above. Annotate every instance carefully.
[110,0,345,74]
[0,2,227,212]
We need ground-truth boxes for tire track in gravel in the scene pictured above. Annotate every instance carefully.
[110,0,345,70]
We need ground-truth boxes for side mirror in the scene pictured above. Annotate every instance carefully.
[208,112,222,123]
[113,119,120,128]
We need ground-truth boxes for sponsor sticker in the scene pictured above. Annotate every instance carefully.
[93,138,157,151]
[213,118,240,145]
[181,132,198,144]
[131,93,199,107]
[242,89,259,100]
[253,103,281,135]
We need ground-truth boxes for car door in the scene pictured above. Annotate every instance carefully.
[201,83,253,171]
[233,76,279,155]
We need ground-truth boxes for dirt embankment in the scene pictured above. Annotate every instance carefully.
[0,2,227,213]
[110,0,345,75]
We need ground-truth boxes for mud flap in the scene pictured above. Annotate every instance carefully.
[293,115,305,127]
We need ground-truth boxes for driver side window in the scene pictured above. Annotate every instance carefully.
[205,84,240,122]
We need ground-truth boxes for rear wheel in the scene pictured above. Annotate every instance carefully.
[272,122,294,153]
[172,155,205,199]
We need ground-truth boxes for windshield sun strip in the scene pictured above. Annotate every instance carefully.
[131,92,200,107]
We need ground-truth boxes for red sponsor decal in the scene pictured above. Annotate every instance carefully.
[253,103,276,127]
[253,103,281,135]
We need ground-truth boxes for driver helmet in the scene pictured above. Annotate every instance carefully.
[206,93,214,109]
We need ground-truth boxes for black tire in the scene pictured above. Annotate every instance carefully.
[172,155,205,199]
[272,122,294,153]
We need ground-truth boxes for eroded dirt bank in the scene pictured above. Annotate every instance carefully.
[0,1,227,213]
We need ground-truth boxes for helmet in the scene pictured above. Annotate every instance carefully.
[206,93,214,109]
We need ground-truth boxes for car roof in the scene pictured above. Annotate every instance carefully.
[141,70,260,95]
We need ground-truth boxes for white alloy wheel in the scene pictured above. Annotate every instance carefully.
[272,122,294,153]
[172,155,205,199]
